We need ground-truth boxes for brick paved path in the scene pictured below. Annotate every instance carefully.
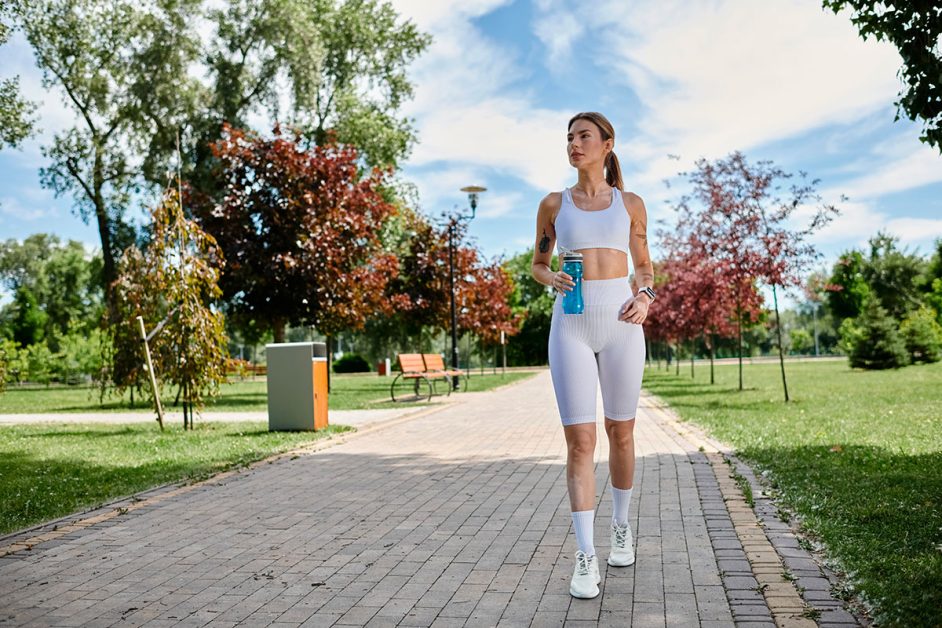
[0,371,853,627]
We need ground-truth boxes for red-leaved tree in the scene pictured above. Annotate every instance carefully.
[383,216,521,361]
[670,152,837,399]
[191,124,400,380]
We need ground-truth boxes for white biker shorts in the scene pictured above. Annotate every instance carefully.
[548,276,646,426]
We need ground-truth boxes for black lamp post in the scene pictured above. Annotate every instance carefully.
[448,185,486,390]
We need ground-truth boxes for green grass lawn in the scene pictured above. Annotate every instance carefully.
[0,370,538,536]
[643,359,942,627]
[0,421,353,536]
[0,370,537,414]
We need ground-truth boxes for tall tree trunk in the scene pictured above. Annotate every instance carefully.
[675,344,680,376]
[273,318,286,344]
[772,283,790,402]
[93,148,117,309]
[182,380,189,430]
[737,295,744,391]
[326,335,332,393]
[690,338,694,378]
[709,332,715,385]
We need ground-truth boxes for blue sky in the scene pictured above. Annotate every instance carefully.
[2,0,941,301]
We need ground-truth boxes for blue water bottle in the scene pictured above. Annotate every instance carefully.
[561,252,584,314]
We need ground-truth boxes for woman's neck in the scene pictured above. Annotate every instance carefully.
[573,168,608,199]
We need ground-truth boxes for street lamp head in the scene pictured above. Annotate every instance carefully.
[460,185,487,216]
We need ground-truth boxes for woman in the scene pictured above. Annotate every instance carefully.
[530,112,655,599]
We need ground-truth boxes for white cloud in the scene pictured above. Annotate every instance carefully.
[533,9,585,69]
[828,138,942,201]
[0,196,51,221]
[591,0,905,189]
[392,0,575,195]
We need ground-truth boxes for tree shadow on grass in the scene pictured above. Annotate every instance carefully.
[738,443,942,627]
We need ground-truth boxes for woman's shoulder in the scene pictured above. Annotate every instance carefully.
[538,191,563,218]
[619,190,647,215]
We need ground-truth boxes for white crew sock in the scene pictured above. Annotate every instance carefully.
[611,486,633,527]
[571,509,596,556]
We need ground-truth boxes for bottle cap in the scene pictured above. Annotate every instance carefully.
[562,252,583,263]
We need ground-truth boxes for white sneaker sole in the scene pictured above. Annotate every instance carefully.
[607,554,635,567]
[570,583,600,599]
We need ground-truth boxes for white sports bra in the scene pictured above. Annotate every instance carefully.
[554,186,630,255]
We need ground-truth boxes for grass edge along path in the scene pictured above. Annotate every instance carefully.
[0,421,355,539]
[0,401,455,553]
[0,371,537,414]
[642,359,942,628]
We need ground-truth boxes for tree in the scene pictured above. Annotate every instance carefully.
[0,1,36,149]
[14,0,205,306]
[847,297,909,369]
[824,1,942,152]
[826,250,871,320]
[504,249,555,366]
[110,188,228,427]
[0,234,104,344]
[192,124,399,358]
[9,286,47,347]
[667,152,836,397]
[900,305,942,364]
[196,0,429,173]
[862,232,926,320]
[457,256,522,352]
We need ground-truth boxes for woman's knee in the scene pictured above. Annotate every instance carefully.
[565,426,596,459]
[605,420,635,450]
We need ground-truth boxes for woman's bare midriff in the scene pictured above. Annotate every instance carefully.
[573,247,629,280]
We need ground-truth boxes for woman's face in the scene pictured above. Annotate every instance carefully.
[567,119,611,169]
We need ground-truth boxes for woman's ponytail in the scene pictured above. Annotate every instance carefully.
[606,151,624,191]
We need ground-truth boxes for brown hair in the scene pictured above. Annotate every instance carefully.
[567,111,623,190]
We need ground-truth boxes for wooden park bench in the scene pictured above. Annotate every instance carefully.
[389,353,468,402]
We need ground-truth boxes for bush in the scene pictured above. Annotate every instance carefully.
[848,298,910,370]
[788,328,814,354]
[900,305,942,363]
[333,353,371,373]
[51,326,105,384]
[837,317,862,356]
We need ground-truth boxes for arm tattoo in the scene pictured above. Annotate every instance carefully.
[538,229,551,253]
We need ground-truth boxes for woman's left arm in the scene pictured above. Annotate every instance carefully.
[619,192,655,323]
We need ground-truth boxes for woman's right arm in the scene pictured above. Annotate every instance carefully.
[531,193,570,290]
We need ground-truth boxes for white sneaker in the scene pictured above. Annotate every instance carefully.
[607,520,635,567]
[570,550,601,598]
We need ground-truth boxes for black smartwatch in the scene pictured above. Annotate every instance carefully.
[639,286,656,302]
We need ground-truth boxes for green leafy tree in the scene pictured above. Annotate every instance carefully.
[0,338,28,386]
[863,232,926,320]
[189,0,430,198]
[0,339,11,392]
[110,188,228,427]
[826,250,871,320]
[50,323,106,384]
[14,0,205,305]
[824,1,942,152]
[0,1,37,149]
[900,305,942,364]
[848,297,910,370]
[0,234,104,344]
[789,328,814,355]
[10,285,47,347]
[25,340,53,385]
[503,249,555,366]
